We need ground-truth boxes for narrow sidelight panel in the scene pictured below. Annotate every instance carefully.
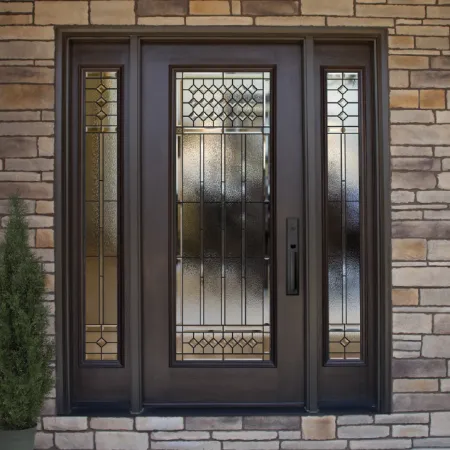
[84,70,120,362]
[175,71,272,362]
[325,71,362,362]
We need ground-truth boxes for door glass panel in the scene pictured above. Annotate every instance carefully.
[84,70,120,362]
[175,71,272,362]
[325,71,362,361]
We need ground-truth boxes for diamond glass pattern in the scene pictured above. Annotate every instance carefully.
[326,71,362,361]
[84,71,119,362]
[175,71,271,362]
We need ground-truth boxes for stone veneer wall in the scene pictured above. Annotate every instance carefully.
[0,0,450,449]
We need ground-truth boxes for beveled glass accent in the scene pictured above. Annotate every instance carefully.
[84,70,119,362]
[175,71,272,362]
[326,71,361,361]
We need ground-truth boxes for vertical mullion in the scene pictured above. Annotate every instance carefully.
[128,36,142,415]
[304,37,320,414]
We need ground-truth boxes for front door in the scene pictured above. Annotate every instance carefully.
[141,44,305,406]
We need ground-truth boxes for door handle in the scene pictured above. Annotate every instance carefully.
[286,217,299,295]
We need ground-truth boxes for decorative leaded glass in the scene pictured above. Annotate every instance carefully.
[84,70,119,361]
[326,71,361,361]
[175,71,272,362]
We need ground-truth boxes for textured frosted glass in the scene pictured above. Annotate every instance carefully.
[204,134,222,203]
[104,202,117,256]
[204,259,222,324]
[225,203,242,258]
[85,134,100,202]
[103,133,117,201]
[246,259,264,326]
[183,134,201,202]
[182,258,201,325]
[203,203,222,258]
[246,135,264,202]
[225,135,242,202]
[225,259,242,325]
[85,202,99,257]
[182,203,201,258]
[246,203,264,258]
[175,71,272,362]
[326,71,361,361]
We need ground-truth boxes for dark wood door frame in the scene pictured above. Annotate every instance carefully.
[55,27,391,416]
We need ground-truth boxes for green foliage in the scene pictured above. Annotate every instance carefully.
[0,196,53,430]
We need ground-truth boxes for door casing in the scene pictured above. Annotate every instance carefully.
[55,27,391,415]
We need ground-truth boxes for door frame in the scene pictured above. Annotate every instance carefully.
[55,27,391,415]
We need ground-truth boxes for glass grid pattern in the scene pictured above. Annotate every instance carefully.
[175,71,272,362]
[326,71,362,361]
[84,71,119,361]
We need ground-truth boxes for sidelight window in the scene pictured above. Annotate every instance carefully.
[325,71,362,362]
[83,70,121,362]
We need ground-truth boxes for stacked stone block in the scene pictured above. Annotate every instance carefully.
[1,0,450,448]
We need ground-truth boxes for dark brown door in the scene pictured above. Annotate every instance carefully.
[141,44,305,406]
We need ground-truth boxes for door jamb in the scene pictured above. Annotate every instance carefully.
[55,27,391,415]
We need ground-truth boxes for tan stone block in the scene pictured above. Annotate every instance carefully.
[392,425,429,438]
[390,70,409,88]
[231,1,241,14]
[35,60,54,68]
[90,1,135,24]
[190,1,230,15]
[0,67,54,84]
[394,313,432,334]
[394,379,438,393]
[389,55,429,69]
[327,17,394,26]
[392,288,419,306]
[302,416,336,440]
[0,15,32,25]
[42,172,54,182]
[302,0,353,15]
[0,173,40,182]
[5,158,53,172]
[392,239,426,261]
[37,229,54,249]
[242,0,298,15]
[38,137,54,157]
[396,26,450,36]
[137,0,188,16]
[389,36,415,49]
[0,42,54,60]
[417,37,450,50]
[35,1,88,25]
[434,314,450,334]
[0,122,53,137]
[0,85,53,111]
[394,267,450,287]
[428,6,450,18]
[42,111,54,122]
[256,16,325,25]
[137,17,185,25]
[431,56,450,69]
[0,182,52,200]
[36,201,54,215]
[0,112,40,122]
[0,26,54,41]
[356,4,425,17]
[0,137,36,157]
[420,90,446,109]
[186,16,252,25]
[0,2,33,13]
[390,90,419,108]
